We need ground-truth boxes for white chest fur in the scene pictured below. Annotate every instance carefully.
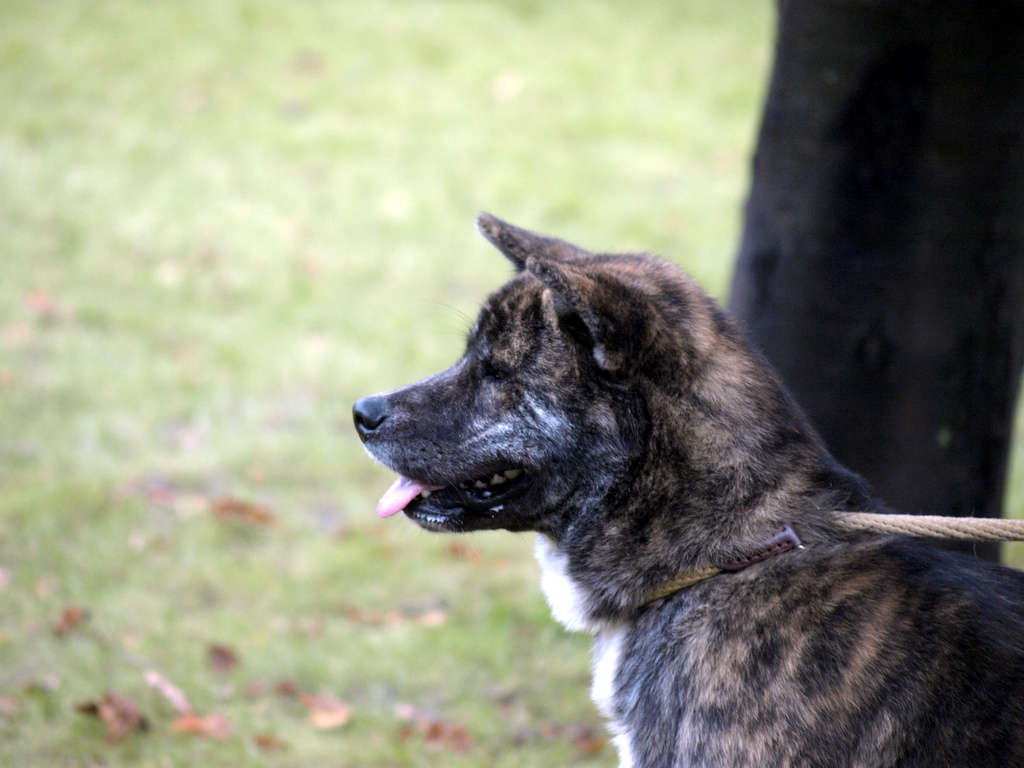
[535,534,594,632]
[535,535,635,767]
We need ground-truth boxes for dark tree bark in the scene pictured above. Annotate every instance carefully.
[731,0,1024,560]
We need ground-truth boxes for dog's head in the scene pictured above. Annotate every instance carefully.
[355,215,861,563]
[354,214,655,535]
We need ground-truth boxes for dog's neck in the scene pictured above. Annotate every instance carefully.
[536,521,807,633]
[535,449,876,629]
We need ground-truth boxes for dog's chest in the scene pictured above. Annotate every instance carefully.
[535,535,634,766]
[534,534,597,632]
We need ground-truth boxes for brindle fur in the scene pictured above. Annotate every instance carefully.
[354,214,1024,767]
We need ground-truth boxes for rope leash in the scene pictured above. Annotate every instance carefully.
[834,513,1024,542]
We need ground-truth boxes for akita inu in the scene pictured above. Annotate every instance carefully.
[353,214,1024,767]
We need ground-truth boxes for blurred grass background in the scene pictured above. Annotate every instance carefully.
[0,1,1020,766]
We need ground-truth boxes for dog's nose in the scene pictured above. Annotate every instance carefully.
[353,396,389,440]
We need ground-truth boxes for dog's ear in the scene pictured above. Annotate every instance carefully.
[476,212,583,272]
[475,213,641,373]
[525,256,621,371]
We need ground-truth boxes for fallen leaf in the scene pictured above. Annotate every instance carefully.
[344,607,404,626]
[570,726,608,755]
[444,541,482,564]
[245,463,267,482]
[171,712,232,740]
[394,704,472,754]
[298,693,351,729]
[275,678,352,729]
[207,643,240,672]
[77,691,147,742]
[395,701,417,721]
[0,696,18,720]
[422,720,472,753]
[344,607,366,623]
[253,732,285,750]
[346,602,449,628]
[122,629,142,649]
[144,670,192,715]
[54,605,88,636]
[274,680,301,698]
[211,497,276,526]
[297,618,324,636]
[414,609,448,627]
[34,578,53,598]
[133,475,178,506]
[24,290,65,320]
[531,721,608,755]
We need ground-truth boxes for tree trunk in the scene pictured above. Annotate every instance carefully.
[731,0,1024,559]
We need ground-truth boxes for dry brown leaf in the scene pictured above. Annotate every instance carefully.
[171,712,232,740]
[422,720,473,753]
[395,701,417,721]
[144,670,192,715]
[443,541,483,564]
[54,605,88,636]
[344,607,366,623]
[77,691,147,742]
[243,680,268,698]
[207,643,240,672]
[395,704,472,754]
[298,693,351,729]
[24,290,65,320]
[571,727,608,755]
[533,722,608,755]
[253,732,285,750]
[274,680,301,698]
[414,609,448,627]
[211,497,276,526]
[0,696,18,720]
[344,607,404,626]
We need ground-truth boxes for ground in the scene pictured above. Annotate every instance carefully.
[0,1,1020,766]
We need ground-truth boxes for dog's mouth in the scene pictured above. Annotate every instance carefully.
[376,468,529,530]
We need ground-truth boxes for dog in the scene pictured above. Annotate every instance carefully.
[353,214,1024,767]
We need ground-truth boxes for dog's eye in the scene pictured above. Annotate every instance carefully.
[481,360,509,382]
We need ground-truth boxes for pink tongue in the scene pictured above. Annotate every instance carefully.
[376,476,444,519]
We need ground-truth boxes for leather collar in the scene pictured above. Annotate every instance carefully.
[643,522,803,604]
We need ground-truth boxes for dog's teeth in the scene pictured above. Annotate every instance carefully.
[474,480,487,489]
[490,474,506,485]
[503,469,522,480]
[420,490,432,499]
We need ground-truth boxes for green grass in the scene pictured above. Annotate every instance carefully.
[0,1,1021,766]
